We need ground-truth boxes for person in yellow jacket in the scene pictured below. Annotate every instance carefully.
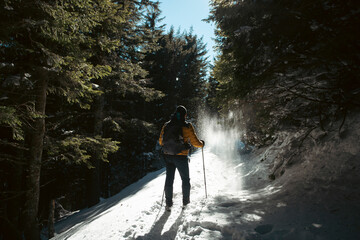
[159,105,204,210]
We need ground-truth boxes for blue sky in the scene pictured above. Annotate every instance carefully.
[159,0,216,64]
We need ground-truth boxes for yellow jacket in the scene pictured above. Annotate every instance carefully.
[159,122,204,156]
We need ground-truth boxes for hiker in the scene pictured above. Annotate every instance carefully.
[159,105,205,210]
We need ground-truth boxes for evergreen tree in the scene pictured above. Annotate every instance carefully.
[208,0,360,145]
[42,0,165,231]
[0,0,124,238]
[144,27,209,121]
[1,1,210,239]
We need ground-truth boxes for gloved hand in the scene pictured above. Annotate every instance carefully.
[201,140,205,147]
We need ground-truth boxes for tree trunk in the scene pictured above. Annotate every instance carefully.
[86,91,104,207]
[101,162,110,198]
[48,199,55,238]
[7,164,23,234]
[23,73,47,240]
[94,89,104,138]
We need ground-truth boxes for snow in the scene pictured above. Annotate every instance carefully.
[52,114,360,240]
[53,149,257,240]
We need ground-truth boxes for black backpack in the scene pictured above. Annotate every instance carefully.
[162,120,191,155]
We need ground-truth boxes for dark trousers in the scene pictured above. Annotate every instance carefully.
[164,154,190,206]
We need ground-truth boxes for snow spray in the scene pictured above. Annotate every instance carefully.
[196,110,246,193]
[198,111,244,161]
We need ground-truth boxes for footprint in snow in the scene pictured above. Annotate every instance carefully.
[218,201,240,208]
[254,224,273,234]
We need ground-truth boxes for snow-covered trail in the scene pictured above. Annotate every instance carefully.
[52,147,360,240]
[52,115,360,240]
[52,147,278,240]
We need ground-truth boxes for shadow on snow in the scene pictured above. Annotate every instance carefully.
[53,168,166,239]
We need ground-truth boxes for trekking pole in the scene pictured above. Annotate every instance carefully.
[160,186,165,209]
[153,181,166,224]
[202,147,208,198]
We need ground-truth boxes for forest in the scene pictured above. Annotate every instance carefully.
[0,0,359,240]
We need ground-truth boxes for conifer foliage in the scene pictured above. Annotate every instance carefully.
[208,0,360,146]
[0,1,209,239]
[0,0,123,238]
[144,27,208,118]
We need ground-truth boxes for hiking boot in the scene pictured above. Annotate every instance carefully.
[183,198,190,207]
[165,205,171,212]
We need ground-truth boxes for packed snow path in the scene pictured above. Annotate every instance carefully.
[52,149,278,240]
[53,140,360,239]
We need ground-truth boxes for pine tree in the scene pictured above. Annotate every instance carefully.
[0,0,123,238]
[1,1,209,239]
[144,27,209,120]
[98,1,166,187]
[84,0,164,206]
[208,0,360,145]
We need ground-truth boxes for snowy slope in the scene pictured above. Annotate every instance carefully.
[52,115,360,240]
[52,149,255,239]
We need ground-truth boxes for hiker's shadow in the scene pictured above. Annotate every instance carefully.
[135,210,183,240]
